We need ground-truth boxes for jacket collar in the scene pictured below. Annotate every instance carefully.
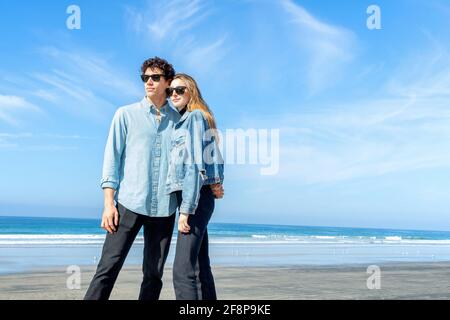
[178,108,190,123]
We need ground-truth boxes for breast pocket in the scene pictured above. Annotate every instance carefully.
[173,134,186,147]
[171,133,187,162]
[171,133,187,179]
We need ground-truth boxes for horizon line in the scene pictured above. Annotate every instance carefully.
[1,215,450,234]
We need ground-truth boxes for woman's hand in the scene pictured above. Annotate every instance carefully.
[210,183,224,199]
[178,213,191,234]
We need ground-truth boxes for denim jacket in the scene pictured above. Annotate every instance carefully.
[166,109,224,214]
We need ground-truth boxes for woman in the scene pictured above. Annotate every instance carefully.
[166,73,224,300]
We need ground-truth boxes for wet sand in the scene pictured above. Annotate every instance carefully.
[0,262,449,300]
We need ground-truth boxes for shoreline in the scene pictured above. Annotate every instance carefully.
[1,261,450,299]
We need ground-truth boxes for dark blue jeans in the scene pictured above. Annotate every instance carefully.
[173,185,217,300]
[84,203,175,300]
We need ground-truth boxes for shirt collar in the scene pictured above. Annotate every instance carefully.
[141,97,169,115]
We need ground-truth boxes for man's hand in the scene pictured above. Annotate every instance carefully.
[101,203,119,234]
[210,183,224,199]
[178,213,191,234]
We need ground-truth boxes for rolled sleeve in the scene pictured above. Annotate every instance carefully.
[100,179,119,190]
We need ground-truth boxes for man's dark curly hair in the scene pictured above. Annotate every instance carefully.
[140,56,175,81]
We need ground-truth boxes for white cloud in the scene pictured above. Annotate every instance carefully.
[0,95,42,126]
[0,132,88,151]
[237,96,450,185]
[281,0,357,94]
[179,36,229,74]
[228,45,450,186]
[125,0,227,75]
[0,132,90,140]
[37,47,140,98]
[2,46,142,123]
[126,0,209,41]
[386,45,450,99]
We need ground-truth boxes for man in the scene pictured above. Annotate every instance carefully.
[84,57,222,300]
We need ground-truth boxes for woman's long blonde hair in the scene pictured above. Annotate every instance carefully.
[173,73,217,131]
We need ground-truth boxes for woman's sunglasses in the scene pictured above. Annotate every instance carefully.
[166,86,187,96]
[141,74,165,82]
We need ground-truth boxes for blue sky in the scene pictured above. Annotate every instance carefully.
[1,0,450,230]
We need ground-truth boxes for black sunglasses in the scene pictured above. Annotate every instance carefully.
[166,86,187,96]
[141,74,165,82]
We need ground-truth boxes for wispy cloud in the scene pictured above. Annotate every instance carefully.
[125,0,227,75]
[126,0,209,41]
[2,46,141,123]
[281,0,357,94]
[178,35,229,74]
[386,44,450,99]
[37,47,140,98]
[232,44,450,185]
[0,95,42,126]
[0,132,89,151]
[0,132,91,140]
[26,145,78,151]
[279,107,450,185]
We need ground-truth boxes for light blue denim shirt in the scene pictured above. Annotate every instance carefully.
[101,97,181,217]
[166,109,224,214]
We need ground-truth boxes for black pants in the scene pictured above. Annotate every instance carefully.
[173,186,217,300]
[84,203,175,300]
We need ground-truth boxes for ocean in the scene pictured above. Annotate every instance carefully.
[1,216,450,274]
